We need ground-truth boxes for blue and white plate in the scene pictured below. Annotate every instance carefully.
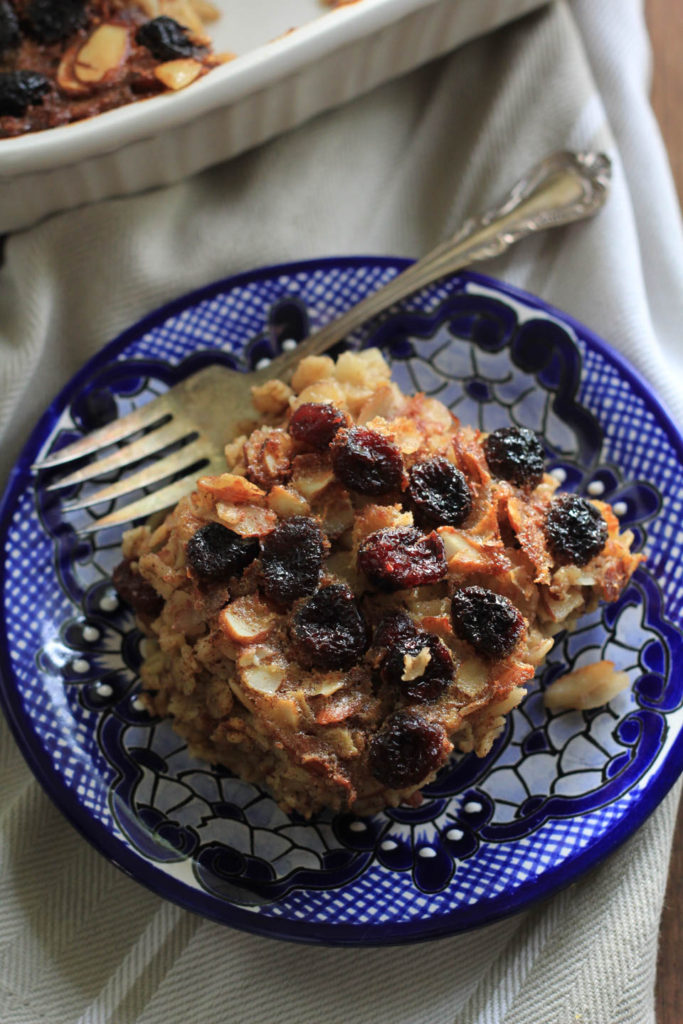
[1,258,682,945]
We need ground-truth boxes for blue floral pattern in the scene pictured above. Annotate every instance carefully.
[0,260,681,943]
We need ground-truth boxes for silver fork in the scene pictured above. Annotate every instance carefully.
[33,151,611,534]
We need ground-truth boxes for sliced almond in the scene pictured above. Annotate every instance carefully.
[485,686,526,720]
[197,473,265,504]
[290,454,335,501]
[267,485,310,518]
[440,527,473,561]
[215,501,277,537]
[219,595,278,645]
[440,527,511,576]
[305,677,347,698]
[74,25,129,84]
[455,657,489,698]
[315,690,364,725]
[544,660,630,712]
[540,587,585,624]
[155,58,203,92]
[238,647,286,695]
[240,663,284,695]
[57,43,91,96]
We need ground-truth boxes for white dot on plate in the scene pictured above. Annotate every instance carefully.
[613,501,628,516]
[463,801,482,815]
[446,828,464,841]
[72,658,89,674]
[82,625,100,643]
[349,821,366,832]
[550,468,567,483]
[255,357,271,370]
[97,683,113,698]
[132,697,146,711]
[99,594,118,612]
[587,480,605,496]
[281,338,298,352]
[380,839,397,851]
[418,847,437,859]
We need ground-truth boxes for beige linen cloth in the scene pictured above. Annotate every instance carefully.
[0,2,682,1022]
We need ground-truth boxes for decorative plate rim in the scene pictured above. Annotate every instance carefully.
[0,257,681,947]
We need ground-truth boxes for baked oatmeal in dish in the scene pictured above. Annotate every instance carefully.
[114,349,643,818]
[0,0,228,137]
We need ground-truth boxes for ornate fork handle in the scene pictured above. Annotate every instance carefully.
[33,151,611,534]
[260,151,611,382]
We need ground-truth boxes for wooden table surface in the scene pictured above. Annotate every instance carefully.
[646,2,682,1021]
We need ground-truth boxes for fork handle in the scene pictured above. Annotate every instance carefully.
[263,150,611,381]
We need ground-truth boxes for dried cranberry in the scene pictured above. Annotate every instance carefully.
[0,70,49,117]
[369,711,446,789]
[358,526,446,591]
[380,632,454,703]
[136,16,196,61]
[260,516,325,605]
[113,560,163,619]
[484,427,544,488]
[289,402,348,450]
[24,0,86,43]
[186,522,258,582]
[372,611,418,651]
[545,494,608,566]
[330,426,405,495]
[290,584,369,670]
[0,2,20,56]
[408,456,472,528]
[451,585,524,659]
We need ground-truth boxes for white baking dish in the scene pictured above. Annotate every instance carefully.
[0,0,548,232]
